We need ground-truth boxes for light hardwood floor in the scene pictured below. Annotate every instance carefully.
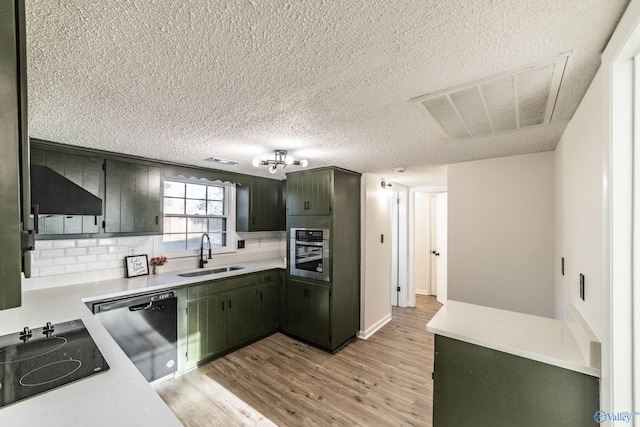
[154,295,442,426]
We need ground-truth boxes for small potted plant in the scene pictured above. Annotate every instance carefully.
[149,256,168,275]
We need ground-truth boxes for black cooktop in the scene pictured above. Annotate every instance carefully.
[0,319,110,408]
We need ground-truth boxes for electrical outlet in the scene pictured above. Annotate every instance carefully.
[128,246,137,256]
[237,240,245,249]
[580,274,585,301]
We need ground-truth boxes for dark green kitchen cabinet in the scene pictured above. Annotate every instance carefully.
[285,167,361,352]
[186,293,228,363]
[236,177,282,231]
[432,335,600,427]
[182,271,280,369]
[0,0,30,309]
[104,159,162,234]
[31,145,103,235]
[284,278,330,347]
[227,285,259,346]
[286,168,332,215]
[257,270,280,333]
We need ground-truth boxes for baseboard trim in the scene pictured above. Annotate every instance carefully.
[415,290,431,296]
[357,313,392,340]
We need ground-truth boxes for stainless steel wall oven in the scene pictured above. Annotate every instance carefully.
[290,228,330,282]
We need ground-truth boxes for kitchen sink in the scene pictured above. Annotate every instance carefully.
[177,266,245,277]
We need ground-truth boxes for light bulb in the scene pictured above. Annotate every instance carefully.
[300,159,308,167]
[285,156,294,165]
[269,164,278,174]
[252,158,260,167]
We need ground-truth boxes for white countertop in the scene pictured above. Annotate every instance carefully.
[426,300,600,377]
[0,259,285,426]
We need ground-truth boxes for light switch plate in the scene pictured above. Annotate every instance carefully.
[580,273,585,300]
[237,240,245,249]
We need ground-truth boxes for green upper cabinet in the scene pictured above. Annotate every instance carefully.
[31,146,103,235]
[286,169,332,215]
[0,0,29,310]
[104,159,162,234]
[236,177,283,231]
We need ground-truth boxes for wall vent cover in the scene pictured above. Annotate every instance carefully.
[412,53,569,140]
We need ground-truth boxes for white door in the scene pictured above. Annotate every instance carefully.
[436,193,448,304]
[429,194,438,295]
[391,188,407,307]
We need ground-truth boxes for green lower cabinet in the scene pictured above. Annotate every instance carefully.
[433,335,600,427]
[186,293,228,363]
[285,278,330,347]
[184,270,282,367]
[228,286,259,346]
[257,280,278,333]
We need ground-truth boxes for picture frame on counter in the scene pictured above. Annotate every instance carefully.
[124,254,149,278]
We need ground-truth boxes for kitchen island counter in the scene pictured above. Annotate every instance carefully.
[0,258,284,426]
[426,300,600,377]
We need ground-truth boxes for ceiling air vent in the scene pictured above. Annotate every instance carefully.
[412,53,569,140]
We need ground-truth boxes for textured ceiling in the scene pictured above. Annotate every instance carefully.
[25,0,628,188]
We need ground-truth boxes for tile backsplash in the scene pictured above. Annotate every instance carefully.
[23,232,286,291]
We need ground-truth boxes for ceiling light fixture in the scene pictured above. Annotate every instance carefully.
[252,149,308,174]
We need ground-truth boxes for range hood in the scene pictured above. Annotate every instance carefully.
[31,165,103,215]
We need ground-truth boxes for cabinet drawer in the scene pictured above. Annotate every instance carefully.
[187,273,257,299]
[258,270,279,284]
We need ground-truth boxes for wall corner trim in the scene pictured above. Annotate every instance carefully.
[357,313,392,340]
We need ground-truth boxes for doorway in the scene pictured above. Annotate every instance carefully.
[411,191,447,305]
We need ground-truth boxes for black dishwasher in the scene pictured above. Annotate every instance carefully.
[92,290,177,382]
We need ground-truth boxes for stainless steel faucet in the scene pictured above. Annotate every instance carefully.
[199,233,212,268]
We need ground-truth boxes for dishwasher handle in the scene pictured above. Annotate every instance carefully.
[129,301,153,311]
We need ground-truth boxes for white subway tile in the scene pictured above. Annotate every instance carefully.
[77,239,98,247]
[52,240,76,249]
[108,246,127,254]
[88,247,109,255]
[87,261,109,271]
[107,260,124,269]
[77,254,98,264]
[32,258,53,268]
[65,247,88,256]
[40,249,66,259]
[30,267,40,277]
[52,257,77,266]
[65,264,87,274]
[98,238,116,246]
[98,253,118,262]
[35,241,53,250]
[39,266,66,276]
[117,236,138,245]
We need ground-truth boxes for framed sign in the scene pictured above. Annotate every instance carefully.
[124,254,149,278]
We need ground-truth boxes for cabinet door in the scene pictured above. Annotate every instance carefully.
[284,279,307,336]
[286,169,332,215]
[236,177,282,232]
[227,286,259,346]
[0,0,26,309]
[104,159,162,234]
[186,294,228,363]
[306,283,331,345]
[31,147,103,235]
[257,273,279,333]
[284,278,330,345]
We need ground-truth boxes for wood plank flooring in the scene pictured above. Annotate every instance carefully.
[154,295,442,426]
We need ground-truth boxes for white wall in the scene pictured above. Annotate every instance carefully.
[359,173,393,338]
[448,152,555,318]
[554,69,604,339]
[413,192,431,295]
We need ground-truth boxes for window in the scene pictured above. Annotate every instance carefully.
[162,179,232,253]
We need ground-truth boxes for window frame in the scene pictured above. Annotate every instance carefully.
[158,178,236,259]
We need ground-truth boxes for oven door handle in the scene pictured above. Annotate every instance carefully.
[294,240,324,247]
